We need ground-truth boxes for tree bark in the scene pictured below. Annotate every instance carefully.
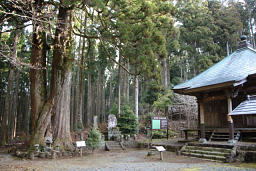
[51,6,73,149]
[30,0,47,136]
[76,35,86,131]
[126,61,130,104]
[70,68,75,131]
[87,42,92,127]
[96,66,102,119]
[134,75,139,122]
[73,68,78,130]
[108,69,113,112]
[0,31,19,145]
[30,3,74,150]
[101,75,106,122]
[118,55,121,117]
[9,69,20,141]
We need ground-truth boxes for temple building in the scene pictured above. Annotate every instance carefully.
[173,36,256,143]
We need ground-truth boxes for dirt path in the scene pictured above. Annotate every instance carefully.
[0,149,255,171]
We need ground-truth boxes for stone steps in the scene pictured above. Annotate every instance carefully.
[180,144,235,162]
[182,152,226,161]
[210,131,240,142]
[105,141,125,151]
[185,146,231,155]
[186,149,230,156]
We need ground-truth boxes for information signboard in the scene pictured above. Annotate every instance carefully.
[152,117,168,130]
[151,116,169,140]
[76,141,86,147]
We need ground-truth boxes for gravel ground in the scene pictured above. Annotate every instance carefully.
[0,149,256,171]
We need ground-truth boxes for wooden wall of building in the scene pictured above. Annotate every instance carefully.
[204,99,228,128]
[203,92,256,129]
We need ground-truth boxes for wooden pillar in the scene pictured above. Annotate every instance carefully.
[199,101,206,143]
[227,97,235,142]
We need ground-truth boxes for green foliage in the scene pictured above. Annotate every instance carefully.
[152,130,167,139]
[117,105,138,135]
[86,128,102,151]
[153,90,173,110]
[145,112,155,128]
[144,81,164,106]
[89,0,176,79]
[152,129,177,139]
[109,103,118,116]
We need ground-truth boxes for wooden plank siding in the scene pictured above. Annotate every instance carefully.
[203,93,256,129]
[204,99,228,128]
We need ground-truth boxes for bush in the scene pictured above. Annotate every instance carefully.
[152,129,178,139]
[117,105,138,136]
[86,128,102,152]
[152,130,166,139]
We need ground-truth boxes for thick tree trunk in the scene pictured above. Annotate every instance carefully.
[30,0,47,135]
[30,4,74,150]
[52,68,73,149]
[51,6,73,149]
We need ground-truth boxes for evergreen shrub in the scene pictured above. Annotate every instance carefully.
[117,105,138,136]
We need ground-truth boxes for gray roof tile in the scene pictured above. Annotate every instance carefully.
[229,96,256,116]
[173,47,256,91]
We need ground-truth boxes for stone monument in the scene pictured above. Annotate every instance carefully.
[108,114,121,141]
[93,115,98,128]
[108,114,117,129]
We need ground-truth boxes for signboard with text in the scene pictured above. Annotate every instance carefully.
[152,116,168,130]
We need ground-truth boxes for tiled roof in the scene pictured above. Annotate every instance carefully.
[173,47,256,92]
[229,96,256,116]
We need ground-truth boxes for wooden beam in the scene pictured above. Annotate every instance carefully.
[199,101,206,143]
[227,97,235,142]
[182,81,234,94]
[203,95,227,102]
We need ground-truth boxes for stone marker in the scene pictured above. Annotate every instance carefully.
[93,115,98,128]
[108,114,117,129]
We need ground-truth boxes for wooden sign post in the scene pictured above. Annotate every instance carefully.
[155,146,166,160]
[76,141,86,157]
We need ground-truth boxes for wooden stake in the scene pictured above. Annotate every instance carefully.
[160,151,163,160]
